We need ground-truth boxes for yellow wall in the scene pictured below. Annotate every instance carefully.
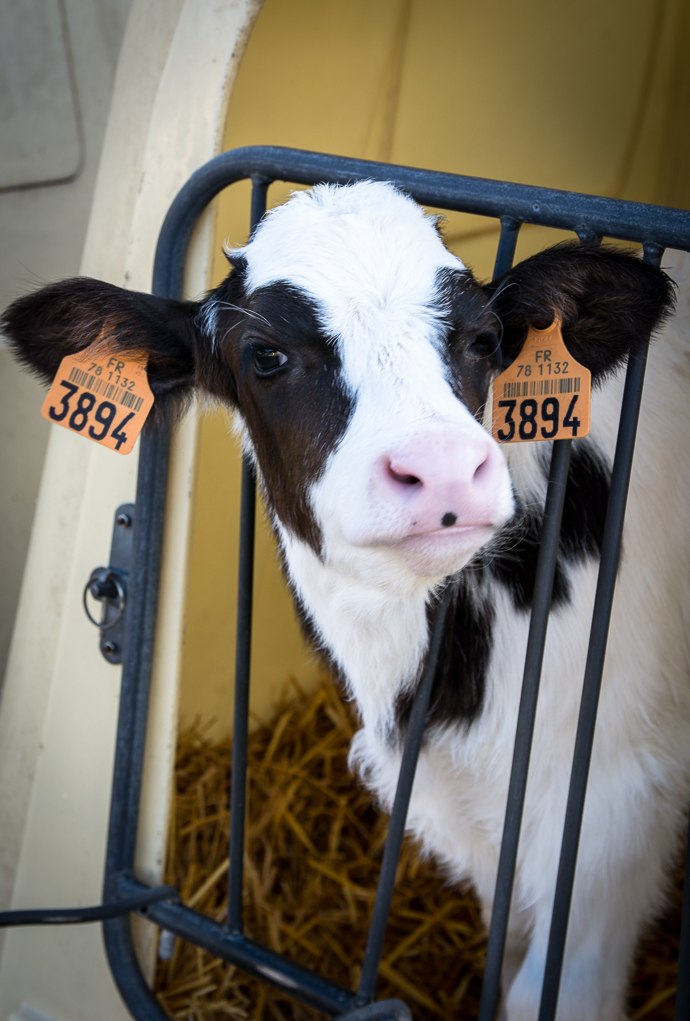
[179,0,690,738]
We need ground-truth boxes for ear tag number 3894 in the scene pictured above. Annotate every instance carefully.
[491,317,591,443]
[41,341,154,455]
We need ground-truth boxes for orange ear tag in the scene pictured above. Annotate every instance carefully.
[41,341,154,455]
[491,317,591,443]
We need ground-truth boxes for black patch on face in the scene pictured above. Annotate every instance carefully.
[393,439,610,736]
[205,269,354,553]
[434,268,502,419]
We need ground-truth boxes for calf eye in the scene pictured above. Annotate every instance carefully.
[469,332,498,356]
[251,345,288,376]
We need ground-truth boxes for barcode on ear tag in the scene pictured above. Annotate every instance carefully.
[491,317,591,443]
[41,341,154,455]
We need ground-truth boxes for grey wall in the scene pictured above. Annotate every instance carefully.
[0,0,132,687]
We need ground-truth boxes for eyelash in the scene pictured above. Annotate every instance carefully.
[445,331,498,359]
[469,333,499,356]
[251,345,288,376]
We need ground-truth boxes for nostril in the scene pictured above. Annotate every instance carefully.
[389,464,422,486]
[473,451,491,482]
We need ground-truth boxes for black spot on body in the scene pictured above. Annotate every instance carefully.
[487,441,610,611]
[559,442,610,564]
[395,576,495,737]
[394,439,610,737]
[442,512,457,527]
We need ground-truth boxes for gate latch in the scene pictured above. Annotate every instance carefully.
[83,503,135,664]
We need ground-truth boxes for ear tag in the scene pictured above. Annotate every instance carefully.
[491,316,591,443]
[41,340,154,455]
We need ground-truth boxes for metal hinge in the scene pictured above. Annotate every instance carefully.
[83,503,135,664]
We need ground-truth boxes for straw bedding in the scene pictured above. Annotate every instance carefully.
[154,674,683,1021]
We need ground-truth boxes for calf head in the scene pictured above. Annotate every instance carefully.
[3,182,673,593]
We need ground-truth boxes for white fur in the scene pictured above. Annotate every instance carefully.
[237,185,690,1020]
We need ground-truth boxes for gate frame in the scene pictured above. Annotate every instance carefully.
[100,145,690,1021]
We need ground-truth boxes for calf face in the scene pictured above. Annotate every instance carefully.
[2,182,673,591]
[226,184,515,582]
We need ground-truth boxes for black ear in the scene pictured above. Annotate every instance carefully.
[1,278,213,427]
[485,242,676,383]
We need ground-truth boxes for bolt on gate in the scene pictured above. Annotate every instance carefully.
[2,146,690,1021]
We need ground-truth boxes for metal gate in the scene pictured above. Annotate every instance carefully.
[3,146,690,1021]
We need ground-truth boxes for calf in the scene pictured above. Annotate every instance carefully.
[4,181,690,1020]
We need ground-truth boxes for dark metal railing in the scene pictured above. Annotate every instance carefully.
[105,147,690,1021]
[2,146,687,1021]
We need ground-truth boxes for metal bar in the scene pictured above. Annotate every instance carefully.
[0,885,178,927]
[155,147,690,298]
[250,174,271,234]
[574,226,603,244]
[675,805,690,1021]
[354,585,455,1005]
[98,147,690,1021]
[226,177,268,933]
[102,425,173,1021]
[478,438,572,1021]
[227,455,257,932]
[115,874,355,1015]
[338,1000,411,1021]
[101,154,196,1021]
[537,244,664,1021]
[492,216,521,279]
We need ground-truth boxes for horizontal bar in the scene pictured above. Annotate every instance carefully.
[339,1000,411,1021]
[154,145,690,298]
[116,876,355,1015]
[0,885,178,927]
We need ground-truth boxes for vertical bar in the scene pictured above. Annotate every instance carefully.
[478,439,572,1021]
[109,429,173,869]
[478,218,589,1021]
[227,177,270,934]
[250,175,271,236]
[355,586,455,1005]
[537,244,664,1021]
[102,425,175,1021]
[574,226,602,245]
[492,216,521,279]
[102,198,187,1018]
[226,454,257,933]
[674,806,690,1021]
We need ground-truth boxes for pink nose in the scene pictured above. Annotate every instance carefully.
[376,431,506,534]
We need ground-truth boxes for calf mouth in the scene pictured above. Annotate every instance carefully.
[384,521,499,577]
